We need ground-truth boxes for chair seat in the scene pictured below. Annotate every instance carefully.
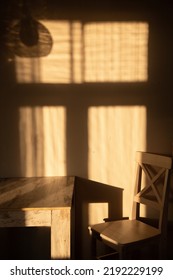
[91,219,161,246]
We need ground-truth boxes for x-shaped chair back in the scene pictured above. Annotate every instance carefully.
[131,151,172,231]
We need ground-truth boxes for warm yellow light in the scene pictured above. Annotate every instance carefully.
[88,106,146,216]
[19,106,66,176]
[15,21,148,83]
[84,22,148,82]
[88,202,108,225]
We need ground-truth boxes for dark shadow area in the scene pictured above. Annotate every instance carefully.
[0,227,50,260]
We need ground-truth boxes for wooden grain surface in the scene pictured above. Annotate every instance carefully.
[0,210,51,227]
[0,176,75,210]
[51,208,71,259]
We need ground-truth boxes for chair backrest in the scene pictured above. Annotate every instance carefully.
[130,151,172,232]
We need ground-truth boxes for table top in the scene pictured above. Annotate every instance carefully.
[0,176,75,210]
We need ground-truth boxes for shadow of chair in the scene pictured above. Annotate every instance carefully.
[89,151,172,259]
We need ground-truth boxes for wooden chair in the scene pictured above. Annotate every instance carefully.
[89,151,172,259]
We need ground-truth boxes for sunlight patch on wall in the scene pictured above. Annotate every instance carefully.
[88,202,108,225]
[15,20,148,83]
[88,106,146,216]
[15,21,72,83]
[19,106,66,176]
[84,22,148,82]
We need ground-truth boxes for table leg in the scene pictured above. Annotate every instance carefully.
[51,208,71,259]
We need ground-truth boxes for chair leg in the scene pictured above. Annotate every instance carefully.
[91,233,97,259]
[119,245,127,259]
[159,237,167,259]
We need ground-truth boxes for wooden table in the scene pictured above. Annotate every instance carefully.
[0,176,75,259]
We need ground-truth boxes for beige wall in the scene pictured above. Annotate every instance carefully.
[0,1,173,259]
